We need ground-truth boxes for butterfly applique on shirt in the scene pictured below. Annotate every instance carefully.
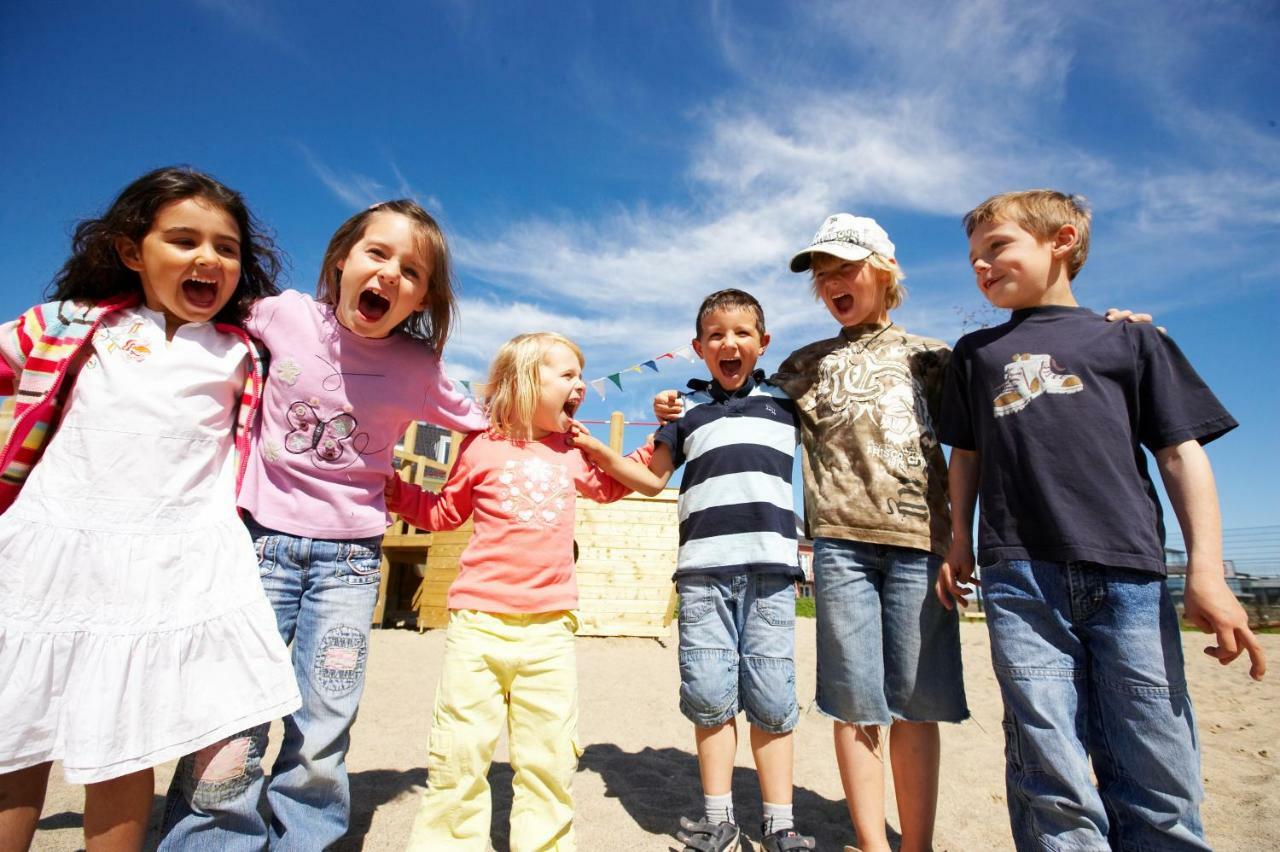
[284,401,358,463]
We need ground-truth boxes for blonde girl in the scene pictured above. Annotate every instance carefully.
[160,200,488,850]
[387,332,649,851]
[0,167,299,851]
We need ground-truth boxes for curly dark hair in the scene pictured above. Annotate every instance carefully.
[46,166,282,325]
[316,199,457,354]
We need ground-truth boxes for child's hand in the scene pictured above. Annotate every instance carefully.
[653,390,681,423]
[1105,307,1166,334]
[936,540,977,610]
[384,473,403,513]
[1183,570,1266,680]
[567,421,607,456]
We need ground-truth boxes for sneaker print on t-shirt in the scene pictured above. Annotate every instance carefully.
[992,353,1083,417]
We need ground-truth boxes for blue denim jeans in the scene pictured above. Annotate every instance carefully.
[159,519,383,851]
[983,560,1208,851]
[677,572,798,733]
[812,538,967,725]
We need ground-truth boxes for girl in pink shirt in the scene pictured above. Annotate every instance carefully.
[161,201,488,850]
[386,332,648,851]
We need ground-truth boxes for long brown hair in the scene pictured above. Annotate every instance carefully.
[48,166,282,325]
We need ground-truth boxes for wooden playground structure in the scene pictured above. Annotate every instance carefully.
[0,397,680,638]
[377,416,680,637]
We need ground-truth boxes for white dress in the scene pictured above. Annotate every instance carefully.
[0,307,300,783]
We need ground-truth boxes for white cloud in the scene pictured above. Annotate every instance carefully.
[298,145,443,213]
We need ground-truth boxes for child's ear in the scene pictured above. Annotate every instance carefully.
[760,331,771,353]
[1051,224,1078,258]
[115,236,143,272]
[692,338,704,359]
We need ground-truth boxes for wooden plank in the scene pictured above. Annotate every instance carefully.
[579,598,675,612]
[579,586,674,602]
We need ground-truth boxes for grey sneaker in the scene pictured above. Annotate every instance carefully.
[761,826,816,852]
[677,816,740,852]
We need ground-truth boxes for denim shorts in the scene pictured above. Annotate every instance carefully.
[813,538,967,726]
[676,572,799,733]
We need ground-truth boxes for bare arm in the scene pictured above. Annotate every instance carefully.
[936,448,980,610]
[1157,439,1265,680]
[568,424,675,496]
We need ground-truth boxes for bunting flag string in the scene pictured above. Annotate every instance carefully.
[455,340,698,402]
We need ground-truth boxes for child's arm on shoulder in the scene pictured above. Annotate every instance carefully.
[653,390,681,423]
[1104,307,1167,333]
[1157,439,1265,680]
[936,448,980,610]
[569,424,674,497]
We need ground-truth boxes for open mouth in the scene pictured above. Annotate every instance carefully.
[562,396,582,419]
[182,278,219,309]
[358,289,391,322]
[719,358,743,376]
[832,293,854,313]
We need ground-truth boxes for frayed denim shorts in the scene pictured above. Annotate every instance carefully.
[813,538,968,726]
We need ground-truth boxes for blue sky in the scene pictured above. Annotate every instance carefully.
[2,1,1277,563]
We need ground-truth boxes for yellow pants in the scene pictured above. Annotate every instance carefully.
[406,609,580,852]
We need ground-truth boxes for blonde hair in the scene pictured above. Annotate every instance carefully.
[963,189,1092,280]
[809,252,907,311]
[316,200,457,353]
[484,332,584,440]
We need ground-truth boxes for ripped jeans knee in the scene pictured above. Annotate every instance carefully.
[178,723,269,809]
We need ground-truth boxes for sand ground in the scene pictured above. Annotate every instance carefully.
[31,621,1280,851]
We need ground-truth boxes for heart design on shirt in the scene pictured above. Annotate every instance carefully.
[496,457,572,528]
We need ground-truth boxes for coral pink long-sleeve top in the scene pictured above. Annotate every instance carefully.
[389,430,649,614]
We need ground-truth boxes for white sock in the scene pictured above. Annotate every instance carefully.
[704,792,735,825]
[762,801,794,834]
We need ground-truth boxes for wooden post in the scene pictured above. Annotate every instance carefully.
[608,411,624,452]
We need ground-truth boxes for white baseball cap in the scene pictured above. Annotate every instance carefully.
[789,213,896,272]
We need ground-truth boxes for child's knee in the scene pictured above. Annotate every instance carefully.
[180,727,266,808]
[312,624,370,697]
[678,649,738,726]
[741,655,798,732]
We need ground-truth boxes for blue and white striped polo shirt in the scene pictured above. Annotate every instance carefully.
[654,371,801,578]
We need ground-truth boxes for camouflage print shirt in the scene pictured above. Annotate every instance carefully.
[773,322,951,557]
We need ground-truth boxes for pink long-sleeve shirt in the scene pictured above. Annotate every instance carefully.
[239,290,487,539]
[389,430,649,613]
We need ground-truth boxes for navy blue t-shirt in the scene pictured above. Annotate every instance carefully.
[938,306,1236,575]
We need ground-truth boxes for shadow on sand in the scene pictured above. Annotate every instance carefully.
[118,744,897,850]
[580,742,894,850]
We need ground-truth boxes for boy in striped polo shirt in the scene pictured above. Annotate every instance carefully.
[570,289,814,852]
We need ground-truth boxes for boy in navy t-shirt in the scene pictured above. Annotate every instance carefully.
[937,189,1264,851]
